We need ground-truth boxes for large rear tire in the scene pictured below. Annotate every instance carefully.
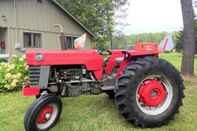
[24,95,62,131]
[115,57,184,127]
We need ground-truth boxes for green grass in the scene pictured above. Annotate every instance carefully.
[160,53,197,75]
[0,53,197,131]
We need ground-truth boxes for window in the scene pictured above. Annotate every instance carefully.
[0,40,6,54]
[37,0,43,3]
[24,32,41,48]
[61,36,77,49]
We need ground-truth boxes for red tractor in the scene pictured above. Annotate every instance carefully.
[22,43,184,131]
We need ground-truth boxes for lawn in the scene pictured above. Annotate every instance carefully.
[0,53,197,131]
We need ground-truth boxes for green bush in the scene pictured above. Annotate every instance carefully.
[0,55,28,92]
[0,59,8,63]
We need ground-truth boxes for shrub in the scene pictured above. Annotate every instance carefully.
[0,55,28,92]
[0,59,8,63]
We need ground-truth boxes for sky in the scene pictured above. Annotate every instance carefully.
[115,0,184,35]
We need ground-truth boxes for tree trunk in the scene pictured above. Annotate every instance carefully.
[181,0,196,76]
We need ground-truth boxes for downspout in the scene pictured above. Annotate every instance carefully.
[14,0,18,50]
[54,24,65,50]
[7,23,9,56]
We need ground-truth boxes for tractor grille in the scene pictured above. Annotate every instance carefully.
[28,66,41,86]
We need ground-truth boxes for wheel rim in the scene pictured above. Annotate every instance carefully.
[36,103,58,130]
[136,75,173,116]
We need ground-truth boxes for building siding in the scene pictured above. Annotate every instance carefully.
[0,0,15,27]
[0,0,92,56]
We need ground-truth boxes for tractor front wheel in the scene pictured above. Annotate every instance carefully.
[115,57,184,127]
[24,95,62,131]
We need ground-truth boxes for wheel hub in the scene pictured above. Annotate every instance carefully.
[138,80,167,107]
[36,105,54,124]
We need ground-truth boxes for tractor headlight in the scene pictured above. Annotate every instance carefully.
[35,53,44,61]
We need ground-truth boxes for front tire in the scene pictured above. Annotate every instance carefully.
[115,57,184,127]
[24,95,62,131]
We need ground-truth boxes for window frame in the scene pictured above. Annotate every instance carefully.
[62,35,78,49]
[23,32,42,48]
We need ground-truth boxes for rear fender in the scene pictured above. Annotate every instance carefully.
[105,51,124,75]
[115,60,129,79]
[115,51,158,79]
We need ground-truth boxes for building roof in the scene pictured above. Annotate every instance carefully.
[50,0,96,38]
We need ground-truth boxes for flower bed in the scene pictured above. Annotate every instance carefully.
[0,56,28,92]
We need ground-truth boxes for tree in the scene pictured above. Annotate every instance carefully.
[174,22,197,53]
[174,31,183,52]
[57,0,128,49]
[181,0,196,76]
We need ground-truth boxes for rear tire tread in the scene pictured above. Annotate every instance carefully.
[115,57,185,128]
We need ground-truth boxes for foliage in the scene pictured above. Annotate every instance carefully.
[129,32,167,43]
[112,32,169,49]
[112,31,196,51]
[0,59,8,63]
[174,31,183,52]
[57,0,128,49]
[0,56,28,92]
[174,21,197,53]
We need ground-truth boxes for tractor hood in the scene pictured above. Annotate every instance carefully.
[25,49,103,68]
